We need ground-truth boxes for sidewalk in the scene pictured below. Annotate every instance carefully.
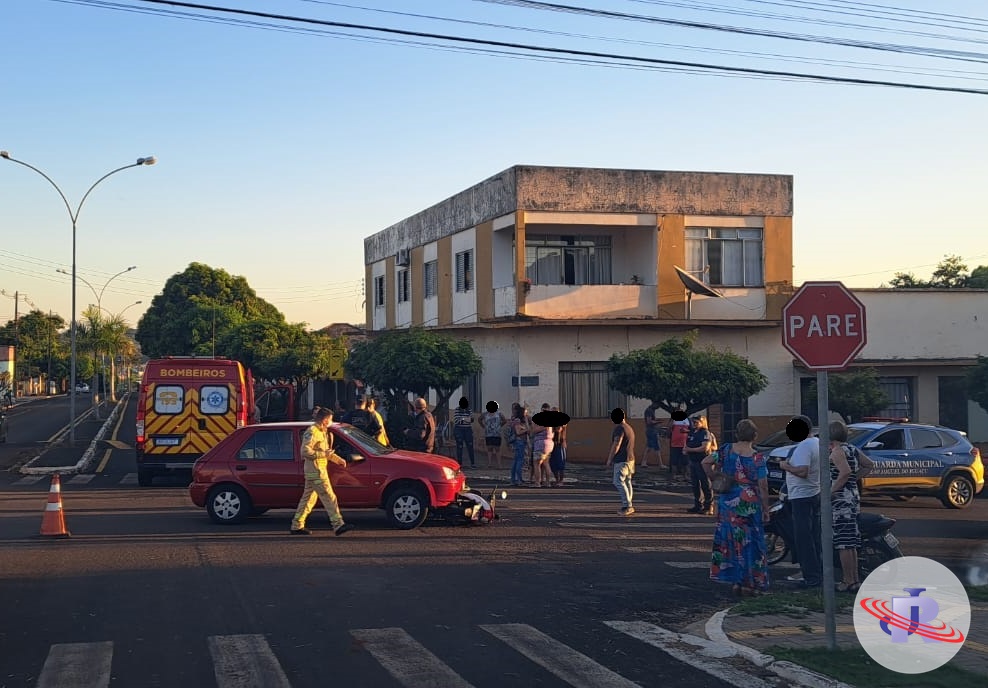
[705,599,988,685]
[19,401,121,475]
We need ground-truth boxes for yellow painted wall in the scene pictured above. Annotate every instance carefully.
[411,245,424,326]
[657,214,686,319]
[476,221,494,320]
[438,236,453,326]
[384,256,395,330]
[763,216,794,320]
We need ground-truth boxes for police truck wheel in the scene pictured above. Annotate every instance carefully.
[940,474,975,509]
[137,469,154,487]
[206,485,250,524]
[385,486,429,530]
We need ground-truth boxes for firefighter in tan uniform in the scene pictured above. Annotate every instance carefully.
[290,407,353,536]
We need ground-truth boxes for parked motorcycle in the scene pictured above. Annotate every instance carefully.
[765,485,903,580]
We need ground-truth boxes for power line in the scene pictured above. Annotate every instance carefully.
[58,0,988,94]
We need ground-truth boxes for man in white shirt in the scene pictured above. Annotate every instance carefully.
[779,414,822,588]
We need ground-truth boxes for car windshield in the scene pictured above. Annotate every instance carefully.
[755,429,792,449]
[847,427,874,445]
[335,424,390,456]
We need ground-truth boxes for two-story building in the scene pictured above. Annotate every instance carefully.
[362,165,988,460]
[363,165,799,457]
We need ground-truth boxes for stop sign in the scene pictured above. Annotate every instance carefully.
[782,281,867,370]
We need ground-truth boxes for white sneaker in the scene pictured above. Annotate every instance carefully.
[786,572,804,581]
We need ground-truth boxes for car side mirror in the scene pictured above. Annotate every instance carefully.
[864,441,883,450]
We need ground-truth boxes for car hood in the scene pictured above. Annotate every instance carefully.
[382,448,461,471]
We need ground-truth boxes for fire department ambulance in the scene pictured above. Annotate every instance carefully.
[136,357,255,486]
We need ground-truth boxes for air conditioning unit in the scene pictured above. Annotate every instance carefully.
[396,249,410,267]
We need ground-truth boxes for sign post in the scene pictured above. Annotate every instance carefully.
[782,281,867,651]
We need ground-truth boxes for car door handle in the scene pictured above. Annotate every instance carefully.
[235,465,248,471]
[943,452,953,456]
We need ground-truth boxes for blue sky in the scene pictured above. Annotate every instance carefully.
[2,0,987,330]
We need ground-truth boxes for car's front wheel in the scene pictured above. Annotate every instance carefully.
[940,474,976,509]
[206,485,250,524]
[385,485,429,530]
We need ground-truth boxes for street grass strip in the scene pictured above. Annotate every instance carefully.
[765,646,981,687]
[730,588,856,617]
[965,585,988,603]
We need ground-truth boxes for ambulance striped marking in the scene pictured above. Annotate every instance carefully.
[143,385,237,456]
[480,623,640,688]
[37,641,113,688]
[208,634,292,688]
[350,628,474,688]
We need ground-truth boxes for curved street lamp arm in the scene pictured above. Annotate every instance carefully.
[75,163,145,224]
[0,154,74,222]
[98,266,137,306]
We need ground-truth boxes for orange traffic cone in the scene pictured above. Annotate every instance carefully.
[40,473,71,538]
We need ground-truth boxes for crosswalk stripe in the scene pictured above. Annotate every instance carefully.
[480,623,640,688]
[604,621,774,688]
[68,474,95,484]
[350,628,474,688]
[119,473,137,485]
[15,475,46,485]
[37,641,113,688]
[208,634,292,688]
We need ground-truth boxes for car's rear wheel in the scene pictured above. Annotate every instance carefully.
[385,485,429,530]
[206,485,250,524]
[940,474,975,509]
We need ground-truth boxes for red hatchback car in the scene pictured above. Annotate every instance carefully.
[189,421,467,529]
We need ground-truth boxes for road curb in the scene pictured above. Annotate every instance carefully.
[705,608,855,688]
[19,401,124,476]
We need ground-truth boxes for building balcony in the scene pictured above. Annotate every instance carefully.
[495,284,657,319]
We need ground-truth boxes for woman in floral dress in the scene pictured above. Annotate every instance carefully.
[702,418,772,596]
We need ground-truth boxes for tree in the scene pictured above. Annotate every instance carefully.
[928,254,968,288]
[888,254,972,289]
[805,368,889,423]
[135,262,284,358]
[346,329,482,444]
[0,310,67,386]
[607,332,768,416]
[219,319,334,414]
[967,266,988,289]
[967,356,988,415]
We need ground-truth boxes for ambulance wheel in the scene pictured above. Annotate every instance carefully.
[207,484,250,524]
[137,469,154,487]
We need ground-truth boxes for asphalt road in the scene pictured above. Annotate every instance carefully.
[1,397,986,687]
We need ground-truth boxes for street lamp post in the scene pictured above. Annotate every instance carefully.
[1,151,155,444]
[57,268,139,414]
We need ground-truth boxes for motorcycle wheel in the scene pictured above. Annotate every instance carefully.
[859,540,904,583]
[765,532,789,566]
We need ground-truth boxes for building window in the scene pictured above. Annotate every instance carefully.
[397,269,410,303]
[719,397,749,444]
[374,275,385,307]
[524,234,612,285]
[455,250,473,292]
[424,260,438,298]
[685,227,763,287]
[558,361,626,419]
[876,376,914,420]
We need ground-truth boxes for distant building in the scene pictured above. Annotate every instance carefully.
[362,165,987,458]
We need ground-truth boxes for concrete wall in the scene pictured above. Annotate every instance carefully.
[364,166,793,264]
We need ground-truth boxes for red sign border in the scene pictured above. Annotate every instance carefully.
[782,281,868,371]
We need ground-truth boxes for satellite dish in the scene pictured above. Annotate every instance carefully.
[674,266,722,319]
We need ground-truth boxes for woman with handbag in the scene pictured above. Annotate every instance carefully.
[702,418,771,597]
